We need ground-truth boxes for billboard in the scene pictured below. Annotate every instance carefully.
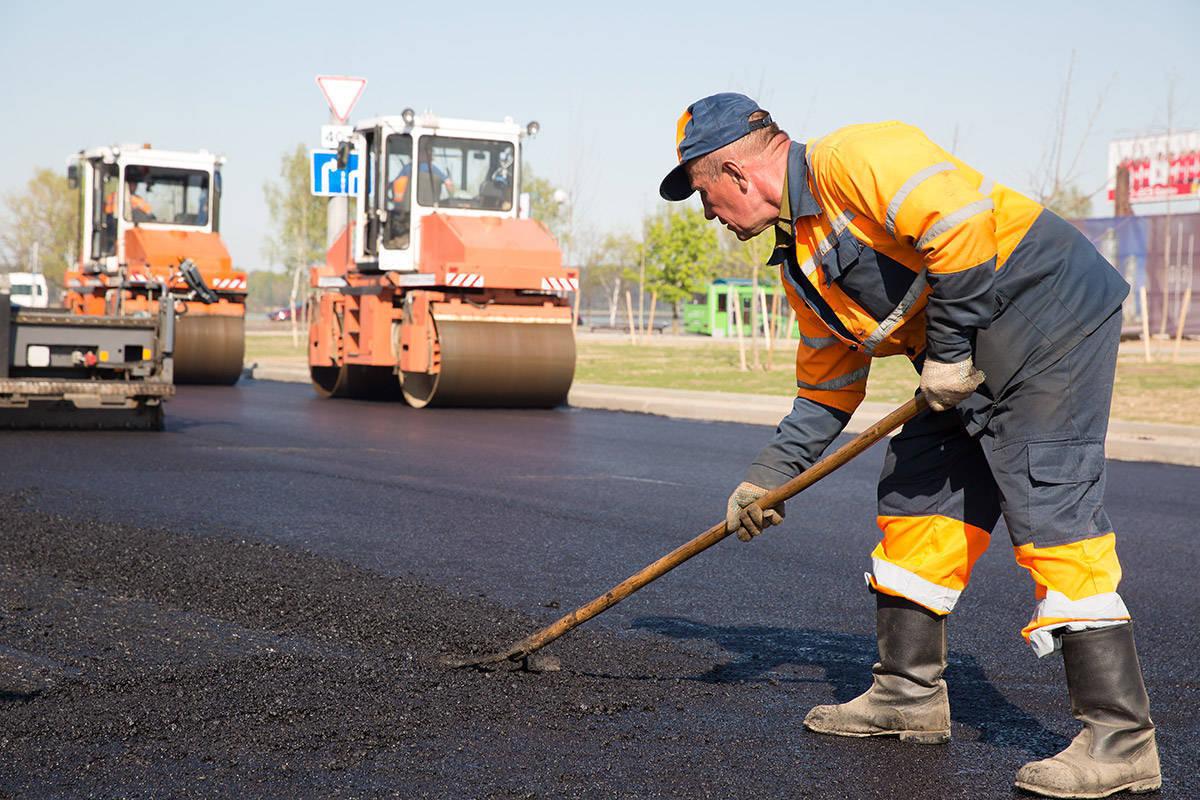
[1107,131,1200,203]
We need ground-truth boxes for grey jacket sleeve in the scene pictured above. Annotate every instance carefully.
[744,397,852,489]
[923,256,995,364]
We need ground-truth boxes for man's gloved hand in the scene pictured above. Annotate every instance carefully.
[725,481,785,543]
[919,357,985,412]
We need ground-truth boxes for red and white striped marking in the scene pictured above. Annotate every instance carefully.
[212,277,247,291]
[541,277,579,292]
[445,273,485,288]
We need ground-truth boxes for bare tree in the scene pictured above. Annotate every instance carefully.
[1029,51,1114,219]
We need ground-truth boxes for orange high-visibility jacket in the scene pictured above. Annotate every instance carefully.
[391,175,410,202]
[746,122,1127,489]
[104,191,153,217]
[390,162,450,204]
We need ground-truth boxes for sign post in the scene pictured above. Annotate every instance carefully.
[314,75,367,251]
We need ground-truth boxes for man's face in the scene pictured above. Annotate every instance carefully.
[692,163,776,241]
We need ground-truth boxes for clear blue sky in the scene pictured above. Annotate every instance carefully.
[2,0,1197,270]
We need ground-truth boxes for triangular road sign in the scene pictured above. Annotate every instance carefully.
[315,75,367,123]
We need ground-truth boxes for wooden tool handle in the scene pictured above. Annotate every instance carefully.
[756,394,928,510]
[495,393,929,662]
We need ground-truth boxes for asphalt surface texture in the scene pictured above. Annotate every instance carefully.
[1,379,1196,799]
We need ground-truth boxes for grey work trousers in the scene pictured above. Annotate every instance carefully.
[869,310,1128,656]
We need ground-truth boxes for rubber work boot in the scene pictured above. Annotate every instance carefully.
[1015,623,1160,798]
[803,593,950,744]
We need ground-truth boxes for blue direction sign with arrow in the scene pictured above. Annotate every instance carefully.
[310,149,363,197]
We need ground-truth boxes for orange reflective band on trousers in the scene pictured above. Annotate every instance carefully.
[866,519,1130,656]
[867,515,991,615]
[1014,533,1130,656]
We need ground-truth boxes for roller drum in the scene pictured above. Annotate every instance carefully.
[310,364,400,400]
[401,317,575,408]
[310,365,342,398]
[174,315,245,385]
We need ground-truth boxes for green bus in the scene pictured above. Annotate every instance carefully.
[684,278,798,338]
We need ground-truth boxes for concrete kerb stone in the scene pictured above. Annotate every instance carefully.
[246,362,310,384]
[242,362,1200,468]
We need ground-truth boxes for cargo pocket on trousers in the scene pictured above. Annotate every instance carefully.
[1026,440,1109,544]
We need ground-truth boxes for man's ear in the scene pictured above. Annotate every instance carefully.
[723,159,750,193]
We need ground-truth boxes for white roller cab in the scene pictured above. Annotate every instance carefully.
[348,113,529,273]
[68,145,224,274]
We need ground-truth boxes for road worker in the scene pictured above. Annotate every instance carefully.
[385,158,455,248]
[390,158,455,205]
[660,93,1159,798]
[104,170,154,222]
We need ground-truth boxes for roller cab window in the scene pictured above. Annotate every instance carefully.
[121,166,210,226]
[416,136,515,211]
[384,134,413,250]
[93,162,119,258]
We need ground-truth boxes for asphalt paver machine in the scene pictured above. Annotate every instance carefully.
[0,290,174,429]
[64,145,246,385]
[309,112,578,407]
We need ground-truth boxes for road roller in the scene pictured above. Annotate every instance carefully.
[308,112,577,408]
[63,145,246,385]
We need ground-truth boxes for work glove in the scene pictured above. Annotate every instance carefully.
[919,357,985,412]
[725,481,785,543]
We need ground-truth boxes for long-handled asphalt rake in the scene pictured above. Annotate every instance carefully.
[446,394,930,670]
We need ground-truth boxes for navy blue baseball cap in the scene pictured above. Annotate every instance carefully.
[659,93,772,201]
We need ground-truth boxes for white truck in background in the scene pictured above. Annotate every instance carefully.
[0,272,49,308]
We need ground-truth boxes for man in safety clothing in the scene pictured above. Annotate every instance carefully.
[390,159,455,205]
[386,159,455,248]
[659,93,1160,798]
[104,171,155,223]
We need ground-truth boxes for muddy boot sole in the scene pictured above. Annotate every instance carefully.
[803,718,950,745]
[1013,776,1161,798]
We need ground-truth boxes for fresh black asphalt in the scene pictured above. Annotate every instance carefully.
[1,379,1196,798]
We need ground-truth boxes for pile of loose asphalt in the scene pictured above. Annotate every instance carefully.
[0,490,844,799]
